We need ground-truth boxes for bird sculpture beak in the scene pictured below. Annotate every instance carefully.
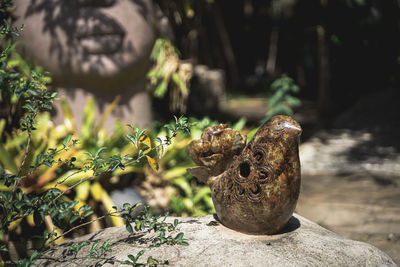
[283,121,302,135]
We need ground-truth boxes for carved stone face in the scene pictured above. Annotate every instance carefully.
[12,0,159,91]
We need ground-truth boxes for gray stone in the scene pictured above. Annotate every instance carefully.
[36,214,396,266]
[13,1,172,131]
[110,188,144,211]
[189,65,226,114]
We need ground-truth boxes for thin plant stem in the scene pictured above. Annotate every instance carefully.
[13,130,32,193]
[48,212,120,246]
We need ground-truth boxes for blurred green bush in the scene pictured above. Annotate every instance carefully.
[262,75,301,123]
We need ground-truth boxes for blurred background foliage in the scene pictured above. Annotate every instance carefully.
[148,38,193,114]
[155,0,400,122]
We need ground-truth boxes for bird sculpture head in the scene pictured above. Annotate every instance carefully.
[187,115,302,234]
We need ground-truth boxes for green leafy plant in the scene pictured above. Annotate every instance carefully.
[0,31,192,262]
[61,204,185,265]
[122,250,146,266]
[87,238,113,259]
[122,249,168,266]
[120,204,188,247]
[262,75,301,123]
[148,38,186,98]
[0,109,191,264]
[1,91,189,243]
[147,38,193,113]
[143,117,249,217]
[1,113,190,265]
[61,203,187,265]
[118,204,187,266]
[0,7,194,265]
[68,241,90,257]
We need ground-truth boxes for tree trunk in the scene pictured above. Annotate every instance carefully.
[266,26,280,77]
[317,1,331,121]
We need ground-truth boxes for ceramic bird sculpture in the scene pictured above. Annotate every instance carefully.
[187,115,302,235]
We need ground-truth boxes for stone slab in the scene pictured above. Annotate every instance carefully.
[36,214,396,266]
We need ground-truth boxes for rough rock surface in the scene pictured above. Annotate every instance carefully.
[36,214,396,266]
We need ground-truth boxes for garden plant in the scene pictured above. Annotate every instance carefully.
[0,6,191,265]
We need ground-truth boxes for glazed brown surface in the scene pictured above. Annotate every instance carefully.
[187,124,246,182]
[188,115,302,234]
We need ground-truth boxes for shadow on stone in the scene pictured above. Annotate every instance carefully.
[183,219,203,225]
[119,232,147,244]
[212,214,300,235]
[275,216,301,235]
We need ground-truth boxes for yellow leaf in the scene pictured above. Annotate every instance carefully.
[81,97,96,142]
[52,169,94,187]
[0,143,18,174]
[73,200,86,214]
[61,99,76,133]
[75,180,90,201]
[112,165,143,176]
[0,182,12,192]
[90,181,103,201]
[146,155,159,172]
[183,198,194,211]
[96,95,120,131]
[0,118,5,136]
[8,218,22,231]
[42,183,68,192]
[27,214,35,227]
[163,166,188,181]
[44,215,64,245]
[90,182,124,226]
[139,134,152,153]
[100,190,125,226]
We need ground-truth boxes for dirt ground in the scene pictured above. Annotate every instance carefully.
[295,88,400,264]
[296,173,400,264]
